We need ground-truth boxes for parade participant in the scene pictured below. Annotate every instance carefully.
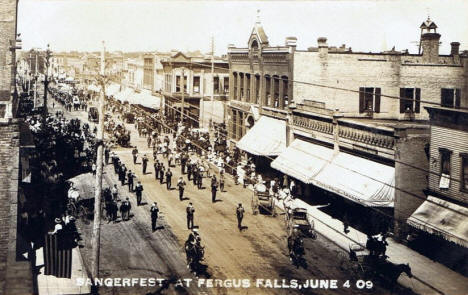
[177,176,186,201]
[150,202,159,231]
[197,167,203,189]
[181,153,187,174]
[192,164,198,186]
[127,170,135,192]
[219,172,225,192]
[142,154,149,174]
[186,202,195,229]
[104,146,110,165]
[153,160,160,180]
[134,181,143,206]
[236,203,245,230]
[111,184,118,200]
[49,218,64,235]
[147,136,152,148]
[91,163,96,175]
[159,166,165,184]
[120,197,131,221]
[132,146,138,164]
[165,168,173,190]
[187,160,192,181]
[119,164,126,186]
[211,175,218,202]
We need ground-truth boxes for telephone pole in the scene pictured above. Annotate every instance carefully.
[210,36,215,130]
[34,52,38,109]
[181,68,185,124]
[91,40,105,294]
[43,44,51,120]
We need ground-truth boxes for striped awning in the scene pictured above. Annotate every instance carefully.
[271,139,395,207]
[407,196,468,248]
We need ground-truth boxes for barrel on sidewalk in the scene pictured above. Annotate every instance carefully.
[43,233,73,278]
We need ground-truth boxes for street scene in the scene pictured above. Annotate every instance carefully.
[0,1,468,295]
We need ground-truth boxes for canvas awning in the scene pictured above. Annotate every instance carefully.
[271,139,334,184]
[114,88,135,102]
[271,139,395,207]
[407,196,468,248]
[132,90,160,110]
[236,115,286,156]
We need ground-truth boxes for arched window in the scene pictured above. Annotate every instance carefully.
[250,40,259,52]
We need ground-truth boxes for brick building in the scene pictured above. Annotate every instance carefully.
[0,0,34,294]
[227,18,296,142]
[161,51,229,127]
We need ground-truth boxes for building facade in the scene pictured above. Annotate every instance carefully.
[227,19,296,141]
[161,51,229,127]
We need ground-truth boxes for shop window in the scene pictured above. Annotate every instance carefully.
[193,76,200,93]
[223,77,229,93]
[439,148,452,189]
[441,88,461,108]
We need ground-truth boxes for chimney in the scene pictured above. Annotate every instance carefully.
[450,42,460,56]
[317,37,328,55]
[285,36,297,53]
[421,32,441,63]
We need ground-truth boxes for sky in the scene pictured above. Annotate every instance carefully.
[18,0,468,56]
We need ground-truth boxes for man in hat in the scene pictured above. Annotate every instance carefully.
[159,165,165,184]
[150,202,159,231]
[219,172,225,193]
[154,159,160,180]
[119,164,127,186]
[236,203,245,231]
[177,176,186,201]
[186,202,195,229]
[142,154,149,174]
[165,168,173,190]
[120,197,132,221]
[111,184,118,200]
[211,175,218,203]
[134,181,143,206]
[127,170,135,192]
[104,146,110,165]
[197,167,203,190]
[132,146,139,164]
[49,218,64,234]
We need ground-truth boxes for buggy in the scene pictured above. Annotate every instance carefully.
[251,183,276,216]
[285,208,317,239]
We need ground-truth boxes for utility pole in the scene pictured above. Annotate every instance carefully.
[91,40,105,295]
[210,36,215,130]
[28,53,32,94]
[43,44,51,120]
[181,68,185,124]
[34,52,38,109]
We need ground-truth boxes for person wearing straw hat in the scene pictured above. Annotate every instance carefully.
[150,202,159,232]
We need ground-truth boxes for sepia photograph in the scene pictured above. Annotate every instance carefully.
[0,0,467,294]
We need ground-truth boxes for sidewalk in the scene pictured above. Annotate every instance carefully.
[36,246,90,295]
[279,198,468,295]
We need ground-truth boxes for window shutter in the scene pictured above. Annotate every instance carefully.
[374,88,381,113]
[399,88,405,113]
[359,87,365,113]
[415,88,421,113]
[455,89,461,108]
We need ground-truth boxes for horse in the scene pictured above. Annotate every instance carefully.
[184,240,205,275]
[365,256,412,289]
[288,235,306,268]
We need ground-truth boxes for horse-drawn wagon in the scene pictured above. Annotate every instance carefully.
[251,183,276,216]
[285,207,317,239]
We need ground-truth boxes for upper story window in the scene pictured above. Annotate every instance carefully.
[441,88,461,108]
[213,76,220,94]
[193,76,200,93]
[439,148,452,189]
[223,77,229,93]
[359,87,381,113]
[250,40,259,52]
[399,88,421,113]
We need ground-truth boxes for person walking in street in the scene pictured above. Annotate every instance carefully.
[165,168,173,190]
[104,146,110,165]
[177,176,186,201]
[187,160,192,181]
[154,160,161,180]
[211,175,218,202]
[159,166,165,184]
[150,202,159,231]
[132,146,139,164]
[197,168,203,189]
[142,154,149,174]
[127,170,135,192]
[134,181,143,205]
[111,184,118,200]
[236,203,245,230]
[120,198,131,221]
[186,202,195,229]
[119,164,127,186]
[219,172,225,192]
[147,136,152,149]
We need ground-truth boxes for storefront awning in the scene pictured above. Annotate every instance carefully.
[271,140,395,207]
[236,116,286,156]
[271,139,334,184]
[105,83,121,97]
[114,88,135,102]
[407,196,468,248]
[133,90,160,110]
